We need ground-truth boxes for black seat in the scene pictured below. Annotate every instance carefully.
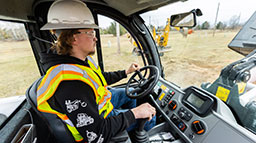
[26,77,131,143]
[26,77,76,143]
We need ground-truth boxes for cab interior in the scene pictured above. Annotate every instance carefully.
[0,0,256,143]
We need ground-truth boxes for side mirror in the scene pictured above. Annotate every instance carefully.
[170,9,202,28]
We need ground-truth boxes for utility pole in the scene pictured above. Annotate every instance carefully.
[116,22,121,54]
[149,16,151,30]
[213,2,220,37]
[238,13,241,25]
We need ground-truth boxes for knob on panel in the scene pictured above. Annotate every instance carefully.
[168,100,177,110]
[179,112,186,118]
[192,120,205,135]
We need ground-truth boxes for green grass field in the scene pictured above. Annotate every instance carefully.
[0,30,244,97]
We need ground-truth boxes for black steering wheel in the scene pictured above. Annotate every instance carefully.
[125,65,160,99]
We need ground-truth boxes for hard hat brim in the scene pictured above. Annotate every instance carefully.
[40,23,99,30]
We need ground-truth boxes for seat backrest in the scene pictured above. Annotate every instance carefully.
[26,77,131,143]
[25,77,75,143]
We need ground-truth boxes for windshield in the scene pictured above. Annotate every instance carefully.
[140,0,256,134]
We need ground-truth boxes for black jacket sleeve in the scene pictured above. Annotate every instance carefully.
[102,70,127,85]
[53,80,136,143]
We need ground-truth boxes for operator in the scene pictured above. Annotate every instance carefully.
[36,0,156,143]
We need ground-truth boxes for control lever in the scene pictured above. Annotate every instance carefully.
[138,119,147,131]
[133,119,149,143]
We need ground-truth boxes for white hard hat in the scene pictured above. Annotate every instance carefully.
[41,0,99,30]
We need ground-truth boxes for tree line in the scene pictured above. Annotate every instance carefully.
[100,15,243,37]
[0,27,27,41]
[195,15,242,30]
[100,22,127,36]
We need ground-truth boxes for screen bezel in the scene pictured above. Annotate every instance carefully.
[182,87,215,116]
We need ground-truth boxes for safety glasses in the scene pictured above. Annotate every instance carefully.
[76,30,96,37]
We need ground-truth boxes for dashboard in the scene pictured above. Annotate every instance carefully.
[151,77,256,143]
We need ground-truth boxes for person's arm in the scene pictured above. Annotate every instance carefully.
[54,80,136,143]
[103,63,140,85]
[102,70,127,85]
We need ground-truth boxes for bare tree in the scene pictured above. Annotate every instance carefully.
[229,15,240,30]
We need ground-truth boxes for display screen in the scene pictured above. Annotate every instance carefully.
[186,93,204,108]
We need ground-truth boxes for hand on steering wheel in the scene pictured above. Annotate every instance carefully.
[125,65,160,99]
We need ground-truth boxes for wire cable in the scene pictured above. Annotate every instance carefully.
[32,35,54,45]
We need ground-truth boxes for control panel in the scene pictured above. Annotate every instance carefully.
[154,80,216,142]
[154,81,176,109]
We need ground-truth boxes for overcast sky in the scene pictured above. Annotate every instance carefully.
[99,0,256,28]
[141,0,256,27]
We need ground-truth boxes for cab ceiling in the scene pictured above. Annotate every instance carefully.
[103,0,187,16]
[0,0,187,22]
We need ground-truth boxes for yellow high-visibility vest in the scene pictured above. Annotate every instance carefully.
[37,56,113,142]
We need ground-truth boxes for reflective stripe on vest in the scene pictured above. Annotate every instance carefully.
[37,64,113,142]
[75,64,113,116]
[87,56,107,86]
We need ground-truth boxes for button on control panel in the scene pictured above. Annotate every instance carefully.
[158,89,175,108]
[160,93,173,107]
[171,114,187,132]
[155,82,177,109]
[178,107,193,121]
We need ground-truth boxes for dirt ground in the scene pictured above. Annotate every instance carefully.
[0,30,245,97]
[161,30,244,88]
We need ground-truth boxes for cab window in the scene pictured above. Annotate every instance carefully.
[97,15,145,85]
[0,20,40,126]
[140,11,244,88]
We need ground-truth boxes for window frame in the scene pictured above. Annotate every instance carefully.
[92,9,148,73]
